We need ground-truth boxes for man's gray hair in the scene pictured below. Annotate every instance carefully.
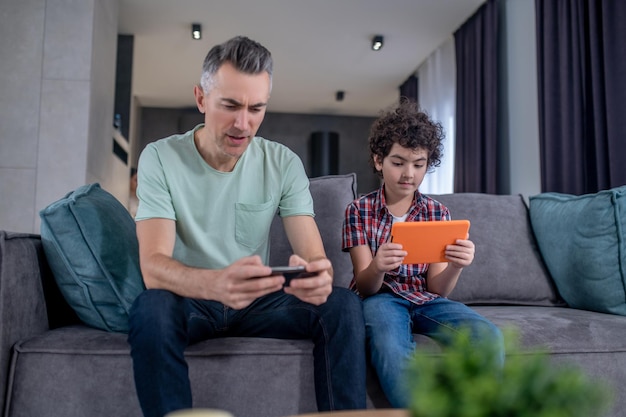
[200,36,273,93]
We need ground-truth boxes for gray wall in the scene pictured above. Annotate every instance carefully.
[0,0,124,233]
[0,0,540,234]
[499,0,541,196]
[137,108,381,196]
[135,0,541,199]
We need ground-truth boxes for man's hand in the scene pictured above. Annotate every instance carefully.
[210,256,285,310]
[282,255,333,305]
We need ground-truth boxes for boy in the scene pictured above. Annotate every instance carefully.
[342,100,503,408]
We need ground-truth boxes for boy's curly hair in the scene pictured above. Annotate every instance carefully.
[368,99,444,177]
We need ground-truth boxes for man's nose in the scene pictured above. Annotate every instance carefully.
[233,110,248,130]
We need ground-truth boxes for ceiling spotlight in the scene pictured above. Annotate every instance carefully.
[372,35,384,51]
[191,23,202,40]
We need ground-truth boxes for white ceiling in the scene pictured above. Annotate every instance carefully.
[118,0,485,117]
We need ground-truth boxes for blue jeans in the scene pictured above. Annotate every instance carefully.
[363,294,504,408]
[127,287,366,417]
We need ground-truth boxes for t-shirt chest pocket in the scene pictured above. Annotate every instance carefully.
[234,199,276,249]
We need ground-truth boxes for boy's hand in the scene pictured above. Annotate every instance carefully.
[445,239,475,269]
[373,242,407,273]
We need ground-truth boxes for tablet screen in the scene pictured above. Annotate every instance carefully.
[390,220,471,264]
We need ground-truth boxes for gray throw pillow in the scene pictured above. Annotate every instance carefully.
[39,183,145,332]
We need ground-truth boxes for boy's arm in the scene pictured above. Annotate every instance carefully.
[349,242,406,296]
[343,201,407,296]
[426,238,475,297]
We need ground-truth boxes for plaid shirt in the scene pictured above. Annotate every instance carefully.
[342,185,451,305]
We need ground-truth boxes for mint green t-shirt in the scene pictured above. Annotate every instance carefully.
[136,124,314,269]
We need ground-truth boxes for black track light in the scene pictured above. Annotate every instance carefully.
[191,23,202,40]
[372,35,384,51]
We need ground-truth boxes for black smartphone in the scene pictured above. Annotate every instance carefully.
[269,266,317,286]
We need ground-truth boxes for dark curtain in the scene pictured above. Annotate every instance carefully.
[535,0,626,194]
[453,0,500,193]
[399,74,418,103]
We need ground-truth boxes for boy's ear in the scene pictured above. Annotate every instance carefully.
[373,155,384,171]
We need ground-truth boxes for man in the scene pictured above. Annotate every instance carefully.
[128,36,366,417]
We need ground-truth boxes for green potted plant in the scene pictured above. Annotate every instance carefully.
[406,327,613,417]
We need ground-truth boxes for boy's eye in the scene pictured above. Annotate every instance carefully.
[392,162,403,167]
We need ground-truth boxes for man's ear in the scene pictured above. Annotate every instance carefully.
[193,85,206,114]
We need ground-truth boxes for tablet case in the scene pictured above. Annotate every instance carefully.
[390,220,471,264]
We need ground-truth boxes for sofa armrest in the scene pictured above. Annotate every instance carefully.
[0,231,76,412]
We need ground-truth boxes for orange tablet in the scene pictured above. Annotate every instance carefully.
[390,220,471,264]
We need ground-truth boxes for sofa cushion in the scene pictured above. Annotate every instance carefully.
[7,327,317,417]
[429,193,563,306]
[39,183,145,332]
[529,186,626,316]
[269,173,357,288]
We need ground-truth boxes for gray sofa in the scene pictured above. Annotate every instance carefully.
[0,173,624,417]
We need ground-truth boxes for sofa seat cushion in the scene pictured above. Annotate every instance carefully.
[39,183,145,332]
[473,306,626,354]
[412,305,626,417]
[7,326,317,417]
[529,186,626,315]
[409,305,626,356]
[11,325,315,357]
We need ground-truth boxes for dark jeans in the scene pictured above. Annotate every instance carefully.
[127,287,366,417]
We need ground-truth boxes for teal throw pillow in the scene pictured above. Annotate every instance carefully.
[529,186,626,315]
[39,183,145,332]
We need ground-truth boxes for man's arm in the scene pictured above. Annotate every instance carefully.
[281,215,333,305]
[136,218,284,309]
